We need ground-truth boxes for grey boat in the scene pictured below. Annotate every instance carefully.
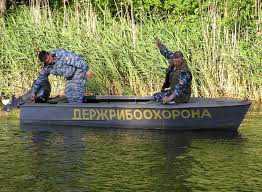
[20,96,251,131]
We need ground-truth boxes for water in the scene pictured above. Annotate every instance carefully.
[0,104,261,192]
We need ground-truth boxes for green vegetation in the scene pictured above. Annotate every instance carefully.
[0,0,261,101]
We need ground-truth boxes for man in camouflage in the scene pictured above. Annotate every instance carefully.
[154,39,192,104]
[33,49,93,103]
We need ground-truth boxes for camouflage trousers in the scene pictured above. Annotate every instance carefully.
[65,79,86,103]
[153,90,190,104]
[153,91,169,102]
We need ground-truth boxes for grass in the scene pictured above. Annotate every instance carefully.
[0,3,261,101]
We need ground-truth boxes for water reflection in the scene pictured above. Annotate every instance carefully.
[24,127,88,191]
[19,125,243,191]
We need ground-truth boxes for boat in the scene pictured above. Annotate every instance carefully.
[20,96,251,131]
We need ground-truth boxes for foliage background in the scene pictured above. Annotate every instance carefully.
[0,0,261,100]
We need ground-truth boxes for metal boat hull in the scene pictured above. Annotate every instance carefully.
[20,96,251,131]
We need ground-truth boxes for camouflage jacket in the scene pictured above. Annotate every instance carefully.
[158,44,192,101]
[170,68,192,100]
[159,43,175,60]
[31,49,89,95]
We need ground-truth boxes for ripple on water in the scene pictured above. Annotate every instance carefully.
[0,104,261,191]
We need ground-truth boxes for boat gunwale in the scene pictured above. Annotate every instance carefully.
[21,100,252,109]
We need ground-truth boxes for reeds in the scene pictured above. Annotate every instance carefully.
[0,1,261,101]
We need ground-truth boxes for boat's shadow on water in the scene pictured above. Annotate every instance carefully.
[18,124,246,192]
[20,124,243,151]
[20,124,242,137]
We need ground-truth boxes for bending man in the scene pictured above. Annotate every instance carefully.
[33,49,93,103]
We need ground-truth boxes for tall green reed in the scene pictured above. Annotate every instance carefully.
[0,2,261,101]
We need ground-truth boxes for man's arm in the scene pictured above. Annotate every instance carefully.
[156,39,174,59]
[163,71,192,103]
[161,68,172,91]
[31,66,50,97]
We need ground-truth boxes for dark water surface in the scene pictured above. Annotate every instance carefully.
[0,104,261,192]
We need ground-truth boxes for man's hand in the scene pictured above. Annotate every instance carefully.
[86,70,95,79]
[31,94,36,102]
[156,38,162,49]
[162,96,171,104]
[161,87,171,92]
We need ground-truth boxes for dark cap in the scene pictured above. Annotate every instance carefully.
[169,51,184,59]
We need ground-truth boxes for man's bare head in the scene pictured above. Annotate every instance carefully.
[168,51,184,68]
[38,51,54,65]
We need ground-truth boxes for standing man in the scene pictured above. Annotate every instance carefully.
[154,39,192,104]
[34,49,93,103]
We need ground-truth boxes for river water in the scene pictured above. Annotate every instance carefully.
[0,104,261,192]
